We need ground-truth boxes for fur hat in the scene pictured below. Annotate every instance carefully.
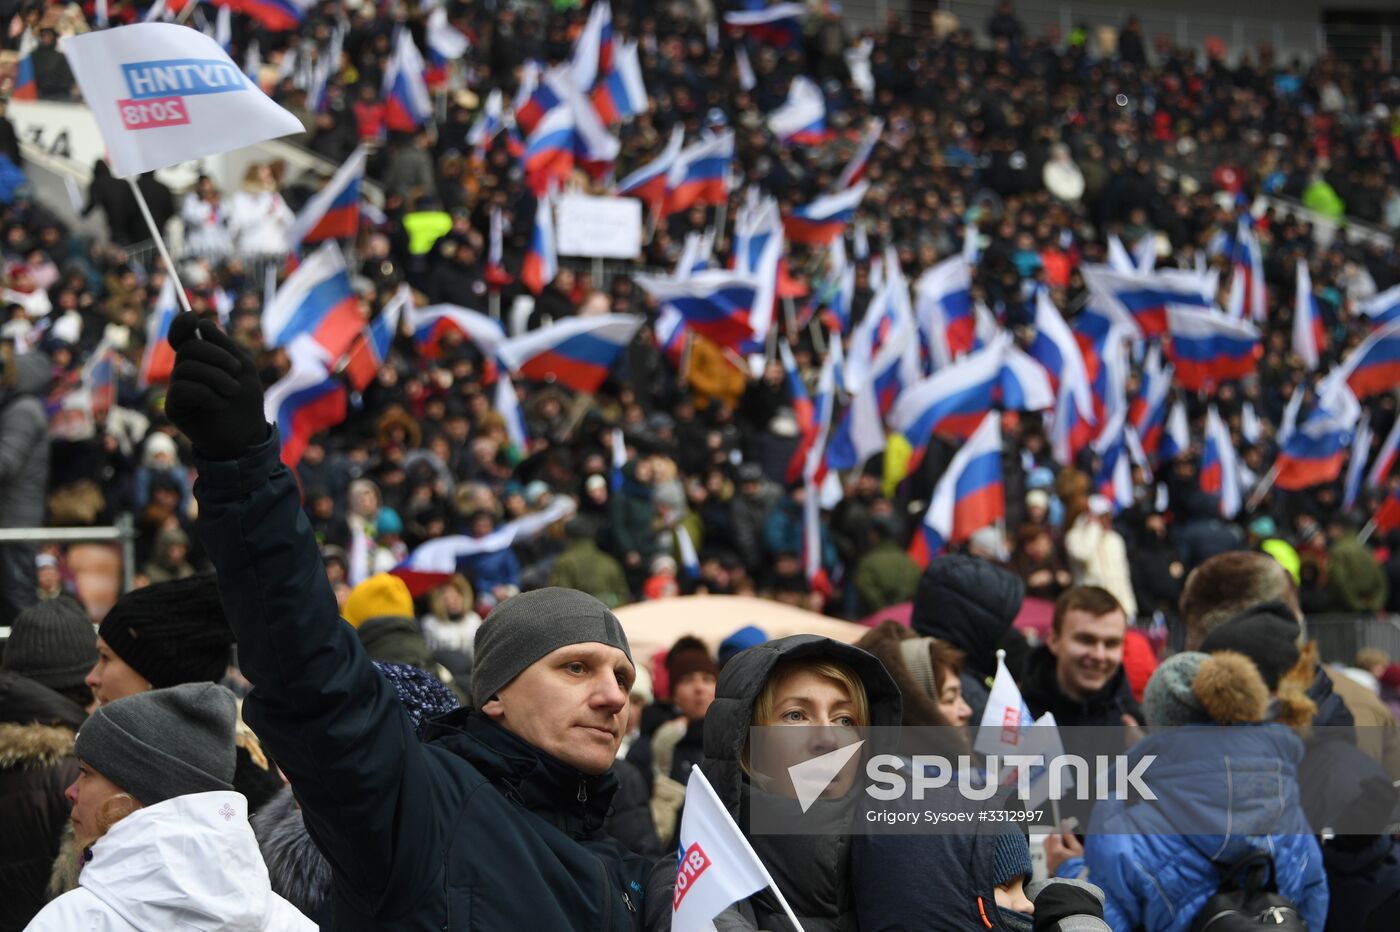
[1143,651,1270,727]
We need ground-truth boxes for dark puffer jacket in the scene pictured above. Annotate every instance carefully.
[911,556,1026,719]
[0,671,85,932]
[1019,644,1142,728]
[194,431,650,930]
[645,635,902,932]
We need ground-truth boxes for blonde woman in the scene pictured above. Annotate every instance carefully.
[228,163,294,266]
[27,683,313,930]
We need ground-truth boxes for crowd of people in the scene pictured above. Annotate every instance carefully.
[1,0,1400,929]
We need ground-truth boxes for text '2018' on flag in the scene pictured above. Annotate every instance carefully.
[61,23,304,178]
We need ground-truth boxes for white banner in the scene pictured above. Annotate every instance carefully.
[61,23,303,178]
[555,193,642,259]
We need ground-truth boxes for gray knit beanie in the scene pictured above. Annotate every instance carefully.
[2,597,96,693]
[75,682,237,806]
[472,588,633,707]
[1142,652,1209,728]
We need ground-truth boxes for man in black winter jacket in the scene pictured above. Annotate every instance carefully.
[1020,586,1141,728]
[163,314,651,930]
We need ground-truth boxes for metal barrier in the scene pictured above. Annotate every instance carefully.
[0,518,138,599]
[1303,613,1400,666]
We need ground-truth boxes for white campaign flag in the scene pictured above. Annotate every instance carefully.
[974,649,1034,757]
[61,24,304,178]
[673,767,776,932]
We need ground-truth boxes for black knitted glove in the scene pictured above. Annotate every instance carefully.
[1027,878,1110,932]
[165,313,269,460]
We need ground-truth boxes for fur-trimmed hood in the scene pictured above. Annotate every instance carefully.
[0,721,74,769]
[249,785,332,922]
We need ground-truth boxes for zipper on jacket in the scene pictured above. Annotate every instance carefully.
[622,890,636,914]
[577,780,588,804]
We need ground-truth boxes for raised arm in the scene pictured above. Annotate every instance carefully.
[166,314,455,919]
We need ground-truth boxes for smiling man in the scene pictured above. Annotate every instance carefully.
[1022,586,1141,728]
[162,314,651,931]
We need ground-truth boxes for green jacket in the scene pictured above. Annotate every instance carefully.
[549,540,630,609]
[853,542,922,614]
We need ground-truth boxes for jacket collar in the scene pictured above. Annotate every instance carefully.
[425,709,619,838]
[1023,644,1132,720]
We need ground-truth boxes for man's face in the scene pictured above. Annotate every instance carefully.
[1047,609,1126,699]
[482,643,634,775]
[673,672,716,722]
[86,636,151,706]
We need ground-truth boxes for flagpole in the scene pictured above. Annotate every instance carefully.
[1359,518,1378,546]
[809,318,826,356]
[1244,461,1281,513]
[765,881,808,932]
[489,290,501,322]
[127,177,194,316]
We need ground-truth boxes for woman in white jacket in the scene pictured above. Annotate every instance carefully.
[181,175,233,263]
[26,683,313,931]
[228,163,294,267]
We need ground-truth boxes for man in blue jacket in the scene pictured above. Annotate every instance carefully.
[163,314,651,930]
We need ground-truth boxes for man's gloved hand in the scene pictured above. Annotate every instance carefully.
[165,313,269,460]
[1026,878,1109,932]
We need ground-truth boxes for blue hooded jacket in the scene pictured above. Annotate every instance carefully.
[1055,724,1327,932]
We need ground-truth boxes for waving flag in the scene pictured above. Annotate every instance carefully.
[846,250,919,414]
[382,30,432,132]
[138,277,179,387]
[1160,401,1190,462]
[261,243,363,359]
[1344,416,1372,511]
[1131,352,1174,463]
[891,339,1003,466]
[767,76,827,145]
[617,124,684,212]
[1333,317,1400,400]
[1360,284,1400,329]
[550,64,620,175]
[1000,345,1056,414]
[778,340,816,483]
[12,33,35,100]
[1106,234,1137,274]
[722,3,807,48]
[826,382,885,474]
[802,338,844,484]
[468,88,506,156]
[783,182,867,246]
[1029,288,1094,422]
[289,146,366,250]
[911,411,1003,566]
[264,337,346,468]
[916,255,975,369]
[499,314,644,393]
[1369,416,1400,491]
[1227,215,1267,322]
[729,193,783,348]
[408,302,506,361]
[1292,260,1326,370]
[208,0,310,32]
[663,131,734,217]
[345,285,409,392]
[592,38,646,125]
[1201,405,1241,518]
[523,102,575,195]
[974,649,1034,756]
[1166,307,1261,392]
[425,7,469,85]
[60,24,304,179]
[635,271,759,350]
[392,498,577,597]
[836,118,883,189]
[1082,264,1212,337]
[521,196,558,295]
[570,0,613,91]
[1274,386,1360,491]
[1091,412,1136,512]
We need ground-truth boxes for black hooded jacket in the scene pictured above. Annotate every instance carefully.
[1019,644,1142,728]
[644,635,901,932]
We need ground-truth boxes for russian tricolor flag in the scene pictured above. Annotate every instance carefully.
[916,255,975,369]
[635,270,759,351]
[891,338,1003,465]
[569,0,613,91]
[1082,264,1213,337]
[591,38,646,126]
[138,277,179,388]
[1201,405,1241,518]
[261,243,364,360]
[1275,405,1354,491]
[1292,259,1327,371]
[1029,287,1095,424]
[723,3,807,49]
[1130,353,1174,464]
[521,196,557,295]
[213,0,310,32]
[616,124,683,213]
[663,131,734,217]
[802,337,844,485]
[1165,306,1261,392]
[408,302,506,361]
[498,314,645,394]
[767,76,828,145]
[1344,416,1372,511]
[1227,215,1267,323]
[1360,283,1400,329]
[468,89,506,157]
[382,30,433,132]
[1335,317,1400,400]
[344,285,409,392]
[910,411,1004,567]
[836,118,883,190]
[289,147,366,251]
[779,339,816,484]
[264,338,346,468]
[523,103,575,196]
[783,182,867,247]
[1368,415,1400,491]
[12,36,36,100]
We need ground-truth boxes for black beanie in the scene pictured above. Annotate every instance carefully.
[98,575,235,688]
[2,596,96,692]
[1198,601,1302,690]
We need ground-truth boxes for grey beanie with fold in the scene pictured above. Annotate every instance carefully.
[74,682,237,806]
[472,588,634,707]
